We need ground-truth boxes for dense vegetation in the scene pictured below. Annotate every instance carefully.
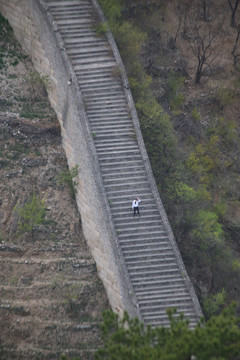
[60,305,240,360]
[97,0,240,317]
[93,307,240,360]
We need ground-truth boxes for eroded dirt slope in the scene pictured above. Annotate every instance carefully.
[0,18,109,360]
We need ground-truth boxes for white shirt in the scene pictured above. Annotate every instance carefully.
[132,199,141,208]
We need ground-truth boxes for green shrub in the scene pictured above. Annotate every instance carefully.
[57,165,79,199]
[213,87,237,109]
[191,210,224,250]
[14,193,46,234]
[168,182,197,203]
[186,135,220,185]
[98,0,122,23]
[203,289,226,319]
[191,107,201,122]
[95,21,108,35]
[113,22,146,70]
[166,71,185,111]
[136,98,177,187]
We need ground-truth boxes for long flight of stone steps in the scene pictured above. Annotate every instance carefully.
[43,0,201,327]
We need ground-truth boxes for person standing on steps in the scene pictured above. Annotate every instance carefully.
[132,197,141,216]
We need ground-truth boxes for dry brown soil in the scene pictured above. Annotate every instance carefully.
[0,30,109,360]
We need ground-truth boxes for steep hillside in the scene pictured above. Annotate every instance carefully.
[0,14,109,360]
[99,0,240,317]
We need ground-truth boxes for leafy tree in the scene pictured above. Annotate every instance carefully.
[94,306,240,360]
[14,193,46,234]
[190,209,224,250]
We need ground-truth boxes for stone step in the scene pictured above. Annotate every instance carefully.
[119,238,168,248]
[118,229,166,238]
[46,1,92,8]
[82,86,123,95]
[87,104,128,112]
[113,213,160,223]
[131,275,183,287]
[93,131,135,139]
[68,49,111,60]
[130,270,181,283]
[71,56,114,66]
[123,249,172,260]
[109,200,156,209]
[128,263,179,275]
[50,13,92,21]
[62,30,98,39]
[91,121,133,129]
[103,172,146,182]
[99,154,142,164]
[103,178,148,188]
[73,61,116,71]
[97,143,138,152]
[135,284,187,297]
[99,157,143,167]
[46,0,91,5]
[79,77,122,87]
[85,95,126,105]
[142,309,196,318]
[105,184,149,195]
[127,257,177,269]
[99,151,142,160]
[140,297,193,310]
[76,67,114,77]
[117,223,163,234]
[90,121,132,130]
[121,244,170,254]
[91,126,134,135]
[106,191,150,202]
[88,113,130,120]
[124,250,173,261]
[95,139,137,148]
[83,93,126,101]
[49,6,92,13]
[100,160,144,170]
[138,293,190,304]
[54,18,93,26]
[80,79,121,89]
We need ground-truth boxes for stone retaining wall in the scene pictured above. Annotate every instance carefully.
[0,0,141,319]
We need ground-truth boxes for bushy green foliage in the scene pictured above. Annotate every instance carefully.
[166,71,185,112]
[98,0,122,23]
[113,22,146,67]
[136,98,177,187]
[58,165,79,198]
[27,71,50,89]
[94,306,240,360]
[168,182,198,203]
[191,107,201,122]
[95,21,109,35]
[186,135,221,185]
[203,289,226,319]
[191,209,224,250]
[213,87,238,109]
[14,193,46,234]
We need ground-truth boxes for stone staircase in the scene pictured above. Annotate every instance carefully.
[43,0,201,327]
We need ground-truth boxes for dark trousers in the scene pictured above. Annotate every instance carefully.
[133,206,140,216]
